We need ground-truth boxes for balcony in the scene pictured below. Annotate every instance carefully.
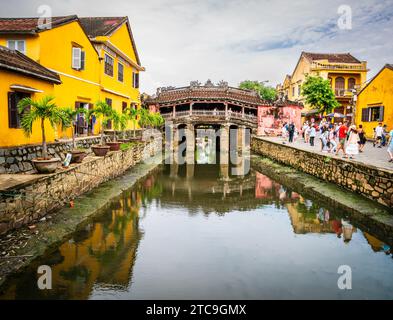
[334,89,354,97]
[311,61,367,71]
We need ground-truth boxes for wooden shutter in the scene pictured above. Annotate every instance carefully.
[361,108,369,122]
[72,47,81,69]
[80,51,85,70]
[379,106,384,122]
[122,101,127,112]
[135,73,139,89]
[8,92,17,128]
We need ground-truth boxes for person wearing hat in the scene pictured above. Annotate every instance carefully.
[345,125,360,159]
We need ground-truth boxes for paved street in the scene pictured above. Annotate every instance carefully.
[263,136,393,172]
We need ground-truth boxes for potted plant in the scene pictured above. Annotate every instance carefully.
[88,100,112,156]
[106,110,123,151]
[62,107,88,163]
[18,96,70,173]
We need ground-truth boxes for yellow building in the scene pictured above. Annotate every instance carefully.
[0,15,144,147]
[0,45,61,147]
[277,52,368,123]
[355,64,393,138]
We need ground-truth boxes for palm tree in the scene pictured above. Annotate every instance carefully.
[112,110,129,141]
[18,96,70,159]
[127,107,140,138]
[88,100,114,145]
[61,107,88,149]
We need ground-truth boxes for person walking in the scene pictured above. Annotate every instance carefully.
[320,126,328,152]
[309,125,316,147]
[357,124,366,152]
[336,121,348,157]
[345,125,360,159]
[388,129,393,163]
[288,121,295,143]
[328,127,337,153]
[374,123,384,148]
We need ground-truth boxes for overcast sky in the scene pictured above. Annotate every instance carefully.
[1,0,393,94]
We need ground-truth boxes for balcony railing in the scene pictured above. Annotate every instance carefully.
[311,61,367,71]
[161,110,257,121]
[334,89,354,97]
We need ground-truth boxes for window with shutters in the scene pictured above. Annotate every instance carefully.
[132,72,139,89]
[104,54,114,76]
[369,106,384,122]
[72,47,82,70]
[105,98,113,129]
[122,101,128,113]
[361,108,369,122]
[118,63,124,82]
[8,92,30,128]
[348,78,356,90]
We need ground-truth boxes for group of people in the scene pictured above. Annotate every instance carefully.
[282,119,393,163]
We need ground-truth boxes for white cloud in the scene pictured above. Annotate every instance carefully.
[1,0,392,93]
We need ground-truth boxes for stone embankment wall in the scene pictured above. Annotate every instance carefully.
[251,137,393,209]
[0,130,143,174]
[0,136,162,235]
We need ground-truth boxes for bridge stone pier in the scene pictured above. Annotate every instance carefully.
[147,80,303,165]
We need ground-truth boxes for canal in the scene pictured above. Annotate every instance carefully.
[1,156,393,299]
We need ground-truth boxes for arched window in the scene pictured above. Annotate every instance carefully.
[348,78,356,90]
[335,77,345,96]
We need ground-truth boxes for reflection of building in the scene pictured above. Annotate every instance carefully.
[286,201,358,237]
[1,190,143,299]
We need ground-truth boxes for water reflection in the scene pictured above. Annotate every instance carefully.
[1,161,392,299]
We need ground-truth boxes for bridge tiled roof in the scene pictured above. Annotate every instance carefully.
[149,81,270,107]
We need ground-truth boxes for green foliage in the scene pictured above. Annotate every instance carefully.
[17,96,70,137]
[120,142,135,151]
[88,100,118,144]
[17,96,70,158]
[239,80,277,102]
[301,75,340,114]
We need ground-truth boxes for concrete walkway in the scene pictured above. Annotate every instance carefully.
[263,136,393,172]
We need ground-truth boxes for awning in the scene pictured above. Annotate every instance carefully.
[10,84,43,93]
[327,112,345,118]
[301,109,320,116]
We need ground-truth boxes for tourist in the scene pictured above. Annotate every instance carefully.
[373,122,384,148]
[309,125,316,147]
[304,124,311,143]
[388,129,393,163]
[320,125,329,152]
[302,122,309,140]
[281,123,288,142]
[288,121,295,143]
[345,125,360,159]
[342,219,354,243]
[357,124,366,152]
[336,121,348,157]
[381,124,388,146]
[328,127,337,153]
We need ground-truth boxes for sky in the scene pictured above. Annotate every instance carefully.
[1,0,393,94]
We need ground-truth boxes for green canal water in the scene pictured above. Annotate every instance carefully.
[1,160,393,299]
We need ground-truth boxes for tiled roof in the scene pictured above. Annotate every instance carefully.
[302,52,361,64]
[79,17,126,37]
[79,16,141,65]
[0,46,60,83]
[0,15,78,34]
[150,84,269,107]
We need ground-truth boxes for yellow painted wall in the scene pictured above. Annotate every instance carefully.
[0,35,41,62]
[0,69,56,147]
[355,67,393,138]
[0,18,143,147]
[37,21,102,138]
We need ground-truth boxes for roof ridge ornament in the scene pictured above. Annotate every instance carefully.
[204,79,214,87]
